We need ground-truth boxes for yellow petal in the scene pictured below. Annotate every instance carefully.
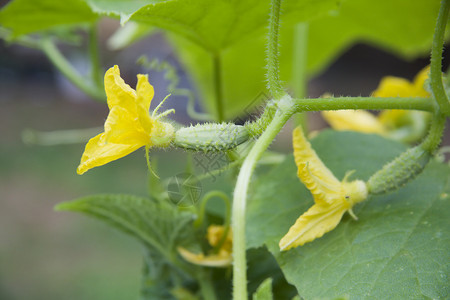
[77,66,175,175]
[207,225,232,253]
[279,201,347,250]
[77,106,149,174]
[77,133,143,175]
[322,110,386,134]
[293,127,341,204]
[412,66,431,97]
[279,180,367,250]
[103,106,150,145]
[177,247,232,267]
[104,65,137,112]
[136,74,155,132]
[372,76,414,97]
[136,74,154,112]
[283,128,369,250]
[378,110,408,127]
[372,67,430,98]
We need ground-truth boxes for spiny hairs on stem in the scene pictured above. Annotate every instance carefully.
[245,101,277,137]
[266,0,285,99]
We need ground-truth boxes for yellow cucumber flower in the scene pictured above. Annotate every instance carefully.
[279,127,368,251]
[372,66,430,98]
[77,65,174,175]
[321,67,430,142]
[322,110,386,134]
[178,225,232,267]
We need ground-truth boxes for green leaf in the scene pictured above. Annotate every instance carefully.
[302,0,449,75]
[170,287,199,300]
[247,131,450,298]
[141,248,178,300]
[2,0,444,119]
[107,22,156,51]
[85,0,339,51]
[83,0,339,120]
[253,278,273,300]
[138,0,443,119]
[56,194,199,299]
[166,32,272,120]
[247,248,298,299]
[85,0,161,22]
[0,0,97,36]
[55,194,195,254]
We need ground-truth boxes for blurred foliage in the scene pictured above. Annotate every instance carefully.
[1,0,446,119]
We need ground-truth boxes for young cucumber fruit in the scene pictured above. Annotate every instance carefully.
[174,123,250,152]
[367,145,431,195]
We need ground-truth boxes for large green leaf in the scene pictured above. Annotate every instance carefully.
[140,247,177,300]
[1,0,445,119]
[55,194,195,253]
[140,0,443,119]
[81,0,339,120]
[247,131,450,299]
[253,278,273,300]
[85,0,161,21]
[0,0,98,36]
[56,194,197,299]
[247,247,298,299]
[303,0,448,75]
[85,0,338,51]
[166,32,271,120]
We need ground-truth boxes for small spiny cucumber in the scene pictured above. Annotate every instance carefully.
[174,123,250,152]
[367,145,431,195]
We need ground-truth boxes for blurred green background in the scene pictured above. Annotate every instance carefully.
[1,99,145,299]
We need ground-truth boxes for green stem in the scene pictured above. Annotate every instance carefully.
[0,28,41,49]
[421,112,446,152]
[40,38,105,101]
[197,269,217,300]
[232,97,295,300]
[171,95,433,154]
[430,0,450,115]
[194,191,231,228]
[88,23,103,90]
[193,191,231,254]
[245,100,278,136]
[292,96,434,112]
[267,0,285,99]
[213,53,225,122]
[22,127,102,146]
[0,28,105,101]
[292,22,309,130]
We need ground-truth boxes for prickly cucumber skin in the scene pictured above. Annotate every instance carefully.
[174,123,250,152]
[367,145,431,195]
